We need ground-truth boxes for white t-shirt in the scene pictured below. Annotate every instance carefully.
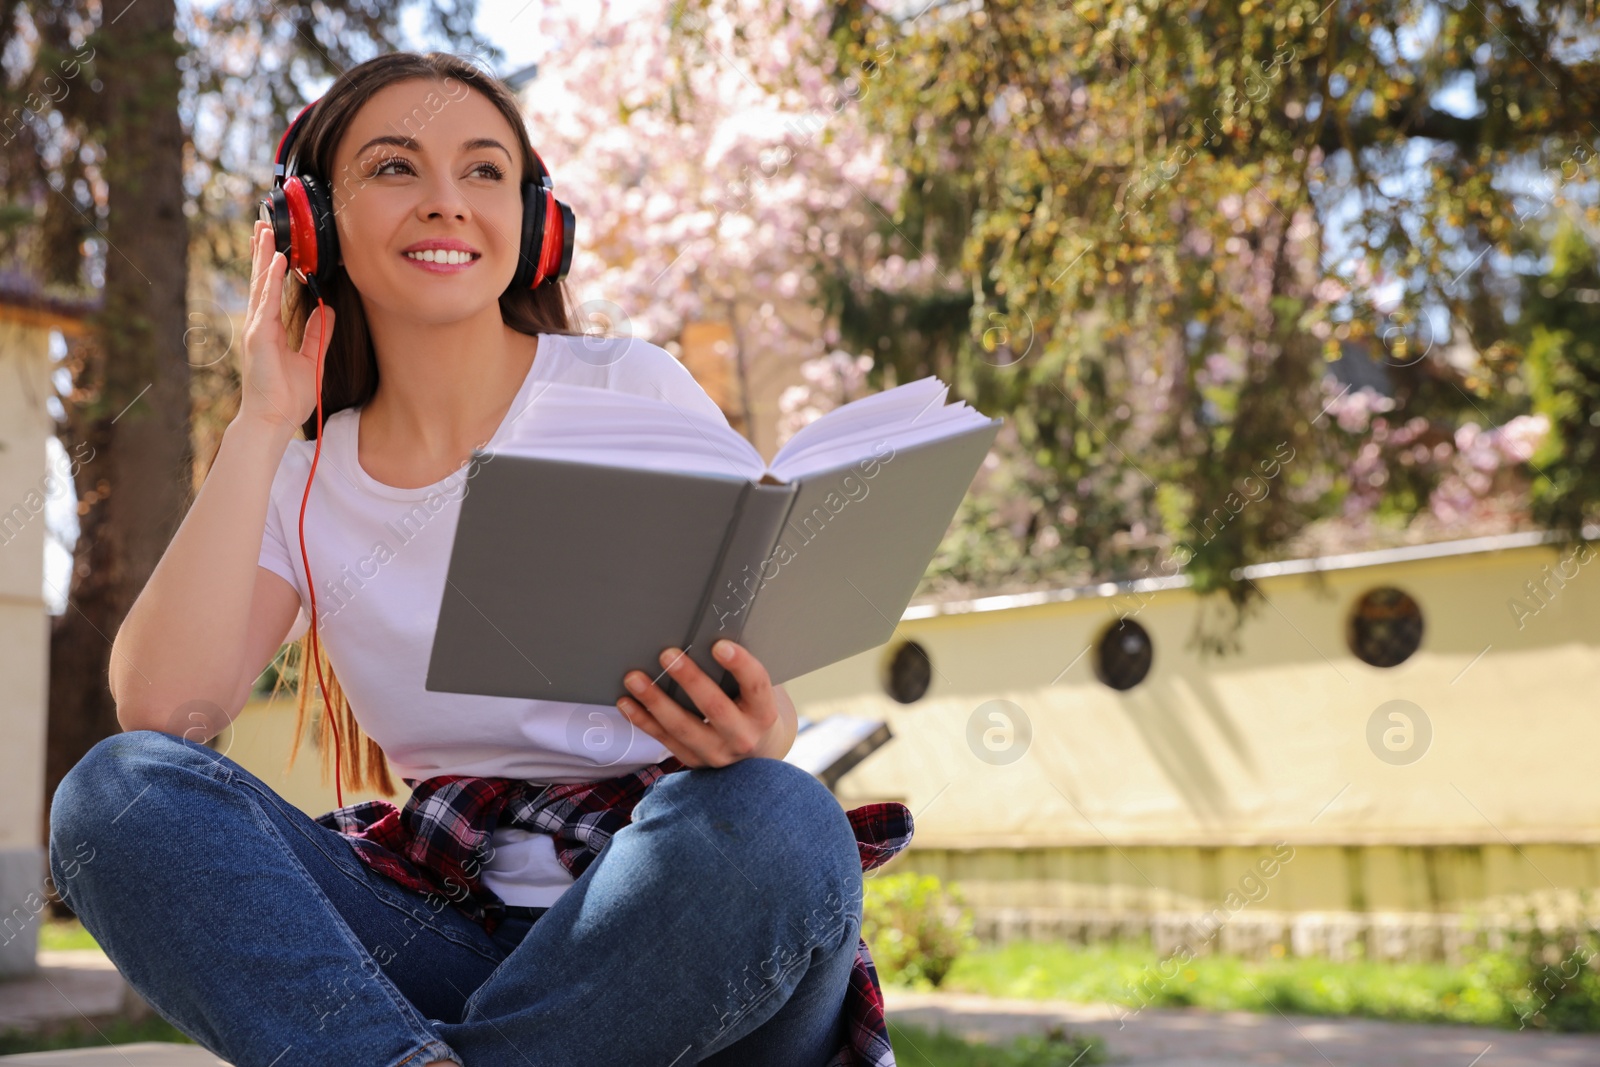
[257,332,731,906]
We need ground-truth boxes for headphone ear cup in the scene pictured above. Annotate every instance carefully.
[553,199,575,283]
[262,186,293,259]
[532,189,576,288]
[299,173,339,290]
[510,179,547,292]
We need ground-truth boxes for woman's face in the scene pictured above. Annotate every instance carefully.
[329,77,525,324]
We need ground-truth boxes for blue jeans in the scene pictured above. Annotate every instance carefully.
[47,730,864,1067]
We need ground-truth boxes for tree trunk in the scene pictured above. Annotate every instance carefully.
[44,0,190,900]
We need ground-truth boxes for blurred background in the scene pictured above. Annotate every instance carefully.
[2,0,1599,1062]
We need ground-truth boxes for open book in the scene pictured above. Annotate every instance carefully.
[424,375,1002,707]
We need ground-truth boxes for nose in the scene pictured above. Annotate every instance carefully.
[414,169,475,224]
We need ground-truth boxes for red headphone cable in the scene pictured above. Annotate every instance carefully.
[293,292,343,809]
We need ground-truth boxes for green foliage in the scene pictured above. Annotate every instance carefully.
[912,936,1600,1031]
[1494,924,1600,1032]
[862,871,980,990]
[731,0,1600,634]
[888,1022,1105,1067]
[1521,218,1600,539]
[251,641,300,700]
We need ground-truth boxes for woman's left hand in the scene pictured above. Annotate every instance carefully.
[618,639,797,767]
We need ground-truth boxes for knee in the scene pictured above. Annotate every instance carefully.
[49,731,203,889]
[664,757,862,908]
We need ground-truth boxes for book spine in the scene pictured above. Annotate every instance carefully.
[660,481,797,715]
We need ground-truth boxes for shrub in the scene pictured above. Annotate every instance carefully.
[1493,923,1600,1032]
[862,871,979,989]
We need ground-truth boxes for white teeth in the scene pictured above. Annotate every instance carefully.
[405,249,476,265]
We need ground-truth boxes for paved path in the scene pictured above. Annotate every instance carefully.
[884,989,1600,1066]
[0,951,142,1039]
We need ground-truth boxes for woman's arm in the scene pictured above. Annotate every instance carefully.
[113,222,333,739]
[111,415,299,737]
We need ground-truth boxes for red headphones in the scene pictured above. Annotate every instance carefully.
[259,96,577,300]
[258,95,576,807]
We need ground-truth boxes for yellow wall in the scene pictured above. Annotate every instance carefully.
[794,537,1600,847]
[210,692,402,817]
[781,537,1600,928]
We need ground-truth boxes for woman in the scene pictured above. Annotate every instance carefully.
[47,51,907,1067]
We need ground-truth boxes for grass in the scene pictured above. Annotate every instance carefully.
[0,1016,196,1055]
[39,917,101,952]
[894,940,1525,1028]
[886,1021,1106,1067]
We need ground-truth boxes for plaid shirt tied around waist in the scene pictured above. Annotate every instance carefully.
[313,755,914,1067]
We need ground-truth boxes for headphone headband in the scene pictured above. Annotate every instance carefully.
[273,99,320,183]
[261,92,575,292]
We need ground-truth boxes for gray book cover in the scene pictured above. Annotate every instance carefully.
[424,417,1001,708]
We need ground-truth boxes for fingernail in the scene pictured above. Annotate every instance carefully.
[713,641,734,662]
[625,674,646,694]
[659,648,681,667]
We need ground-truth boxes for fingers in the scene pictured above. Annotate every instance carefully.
[620,656,721,761]
[656,646,741,730]
[709,640,774,714]
[298,304,335,361]
[266,245,289,320]
[247,223,274,321]
[619,644,775,767]
[616,694,702,768]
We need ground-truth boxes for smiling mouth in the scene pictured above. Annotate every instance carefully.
[403,249,481,265]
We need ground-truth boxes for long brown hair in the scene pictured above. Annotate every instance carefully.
[265,51,580,798]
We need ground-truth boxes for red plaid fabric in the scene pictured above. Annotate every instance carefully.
[313,756,913,1067]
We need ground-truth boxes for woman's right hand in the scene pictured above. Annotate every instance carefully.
[237,218,336,434]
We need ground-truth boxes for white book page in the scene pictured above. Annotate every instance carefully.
[488,376,992,485]
[769,377,995,482]
[492,381,764,479]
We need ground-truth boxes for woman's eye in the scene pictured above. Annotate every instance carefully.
[370,156,413,177]
[367,158,502,180]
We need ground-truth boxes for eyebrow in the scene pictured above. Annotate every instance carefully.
[354,134,514,161]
